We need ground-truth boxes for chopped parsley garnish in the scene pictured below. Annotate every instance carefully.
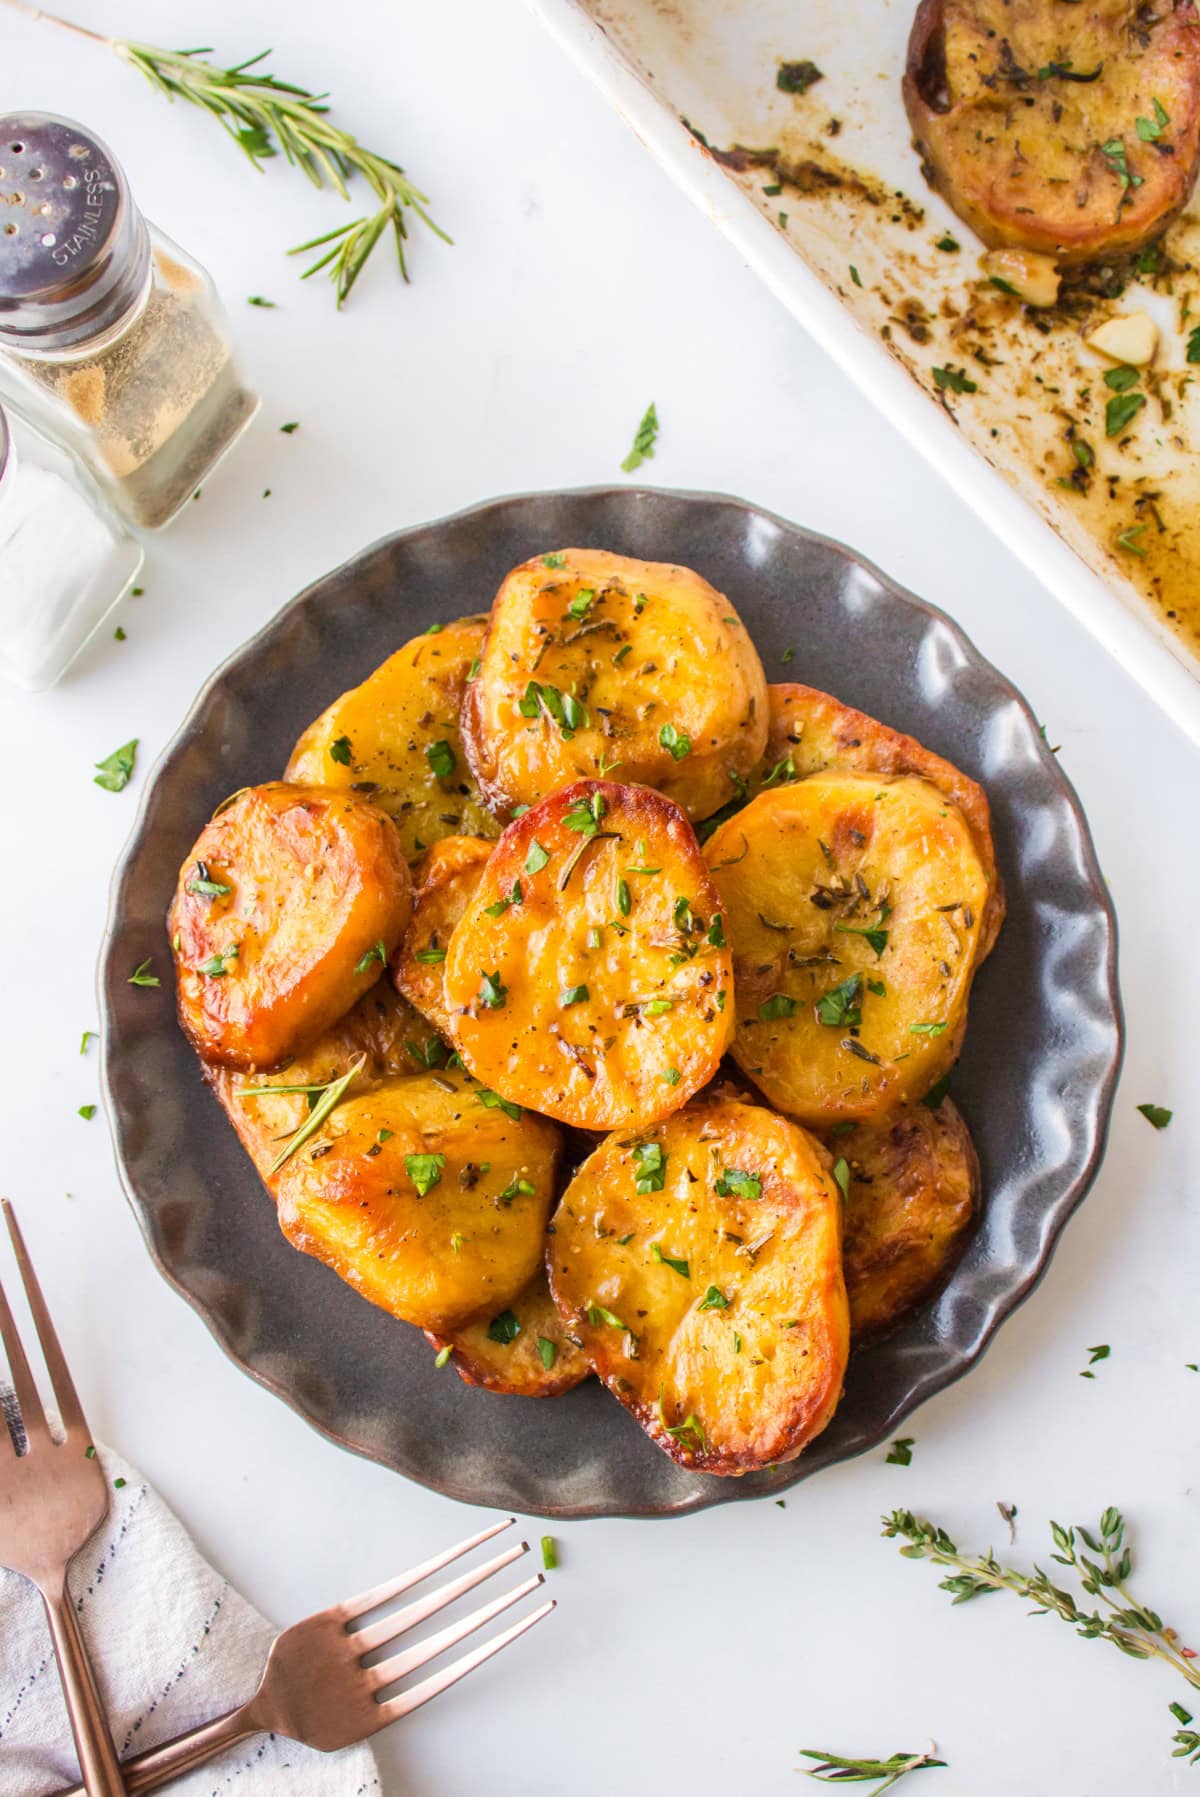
[832,1157,851,1201]
[922,1073,951,1109]
[541,1535,558,1570]
[78,1104,97,1121]
[662,1067,681,1085]
[354,940,388,975]
[80,1029,96,1055]
[586,1302,627,1329]
[565,792,607,836]
[537,1336,558,1370]
[616,876,632,916]
[644,998,674,1016]
[834,907,891,958]
[932,365,978,395]
[886,1437,915,1465]
[659,722,691,761]
[560,983,589,1007]
[1104,363,1140,392]
[715,1167,762,1201]
[405,1152,446,1196]
[1116,526,1147,559]
[525,840,550,874]
[247,294,276,306]
[1137,1102,1172,1130]
[328,735,353,765]
[94,739,137,792]
[280,421,300,433]
[707,914,726,947]
[477,1088,523,1121]
[633,1141,667,1194]
[186,861,231,898]
[673,895,697,934]
[761,754,797,788]
[478,970,507,1009]
[543,551,566,569]
[128,959,160,987]
[486,1308,521,1344]
[484,880,522,918]
[697,1285,730,1311]
[651,1242,690,1278]
[621,401,659,473]
[849,265,862,286]
[909,1020,948,1036]
[519,681,588,738]
[1100,137,1142,190]
[759,993,798,1020]
[434,1344,453,1368]
[1105,391,1145,437]
[816,973,863,1028]
[777,59,823,94]
[425,739,456,779]
[414,944,447,963]
[1080,1343,1110,1378]
[1187,326,1200,365]
[568,587,595,620]
[199,947,239,978]
[1135,98,1169,143]
[935,234,959,252]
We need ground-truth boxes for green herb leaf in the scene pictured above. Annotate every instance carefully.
[586,1302,627,1329]
[1187,326,1200,365]
[199,947,239,978]
[543,551,566,569]
[564,792,607,836]
[78,1104,97,1121]
[1137,1102,1172,1130]
[247,294,277,306]
[887,1437,915,1465]
[715,1167,762,1201]
[525,840,550,875]
[406,1151,446,1197]
[633,1140,666,1194]
[541,1534,558,1570]
[329,735,353,766]
[80,1029,96,1055]
[616,875,632,917]
[759,993,799,1020]
[697,1285,730,1311]
[567,587,595,620]
[186,861,231,898]
[414,944,447,964]
[932,365,978,395]
[621,401,659,473]
[662,1066,681,1086]
[434,1344,453,1368]
[354,940,387,975]
[487,1308,521,1345]
[484,880,522,919]
[651,1241,690,1278]
[478,970,507,1010]
[560,983,589,1007]
[537,1335,558,1370]
[777,59,823,94]
[1135,97,1170,141]
[834,905,891,958]
[909,1020,947,1037]
[799,1747,945,1786]
[128,959,160,987]
[1104,363,1141,392]
[94,739,137,792]
[425,739,456,779]
[816,973,863,1027]
[658,722,692,761]
[476,1088,523,1121]
[832,1156,851,1201]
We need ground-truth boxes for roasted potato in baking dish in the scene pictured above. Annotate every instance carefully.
[209,979,446,1186]
[904,0,1200,266]
[425,1270,590,1397]
[274,1067,560,1332]
[393,834,493,1036]
[706,773,990,1126]
[285,617,499,859]
[169,783,412,1071]
[547,1096,849,1474]
[824,1096,979,1341]
[763,682,1004,958]
[443,781,734,1129]
[462,550,768,821]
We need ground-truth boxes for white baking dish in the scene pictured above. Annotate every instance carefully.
[525,0,1200,749]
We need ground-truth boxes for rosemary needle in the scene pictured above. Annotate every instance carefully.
[238,1053,366,1174]
[0,1,449,305]
[799,1747,945,1790]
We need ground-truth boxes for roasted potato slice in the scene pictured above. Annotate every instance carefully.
[763,682,1003,958]
[424,1270,591,1397]
[706,774,990,1126]
[209,979,447,1186]
[169,783,412,1072]
[547,1096,848,1474]
[904,0,1200,266]
[274,1068,560,1332]
[284,617,499,858]
[443,781,734,1129]
[823,1097,979,1341]
[462,550,768,821]
[393,835,493,1035]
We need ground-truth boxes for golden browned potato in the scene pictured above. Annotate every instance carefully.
[706,774,990,1126]
[904,0,1200,266]
[443,781,734,1130]
[822,1097,979,1341]
[462,550,767,821]
[169,783,412,1072]
[274,1068,560,1332]
[284,617,499,858]
[547,1096,848,1474]
[208,978,448,1186]
[763,683,1004,958]
[424,1271,591,1397]
[392,835,493,1035]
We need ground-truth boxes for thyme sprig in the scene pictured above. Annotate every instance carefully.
[885,1507,1200,1759]
[799,1747,945,1790]
[0,1,448,305]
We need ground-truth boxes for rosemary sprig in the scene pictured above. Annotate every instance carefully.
[799,1747,945,1790]
[239,1053,366,1173]
[0,2,448,305]
[885,1507,1200,1761]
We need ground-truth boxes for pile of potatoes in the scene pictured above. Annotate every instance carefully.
[169,549,1002,1476]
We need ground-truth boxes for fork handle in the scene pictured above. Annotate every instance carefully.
[52,1703,260,1797]
[41,1582,128,1796]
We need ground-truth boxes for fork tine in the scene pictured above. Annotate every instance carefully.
[374,1598,554,1727]
[332,1516,516,1626]
[352,1541,528,1655]
[364,1572,544,1693]
[2,1202,86,1440]
[0,1233,49,1449]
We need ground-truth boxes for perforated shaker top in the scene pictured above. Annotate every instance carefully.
[0,114,148,348]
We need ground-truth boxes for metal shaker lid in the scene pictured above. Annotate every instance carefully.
[0,113,150,350]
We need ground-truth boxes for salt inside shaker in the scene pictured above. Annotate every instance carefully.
[0,402,143,690]
[0,113,259,530]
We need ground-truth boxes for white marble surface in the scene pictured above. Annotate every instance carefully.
[0,3,1196,1793]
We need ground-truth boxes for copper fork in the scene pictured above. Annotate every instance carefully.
[56,1514,553,1796]
[0,1200,126,1795]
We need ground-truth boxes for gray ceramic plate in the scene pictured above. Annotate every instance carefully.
[100,487,1122,1519]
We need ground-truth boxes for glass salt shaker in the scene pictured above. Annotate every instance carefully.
[0,402,143,689]
[0,112,259,531]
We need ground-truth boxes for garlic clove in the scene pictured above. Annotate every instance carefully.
[981,248,1061,308]
[1084,311,1159,366]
